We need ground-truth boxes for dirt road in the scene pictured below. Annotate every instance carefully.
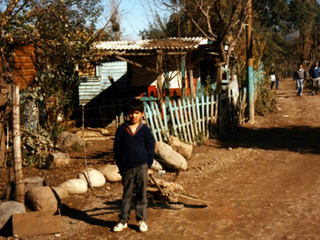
[2,78,320,240]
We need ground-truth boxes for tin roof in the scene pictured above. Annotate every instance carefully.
[93,37,211,51]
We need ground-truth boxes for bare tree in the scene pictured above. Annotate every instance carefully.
[149,0,251,67]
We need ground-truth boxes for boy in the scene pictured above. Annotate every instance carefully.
[113,98,155,232]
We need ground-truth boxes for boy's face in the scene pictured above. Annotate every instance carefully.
[128,110,144,124]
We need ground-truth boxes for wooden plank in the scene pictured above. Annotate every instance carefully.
[14,63,36,70]
[155,102,168,141]
[162,102,169,140]
[177,99,187,142]
[145,104,158,142]
[182,99,192,143]
[196,97,201,133]
[191,99,198,136]
[14,56,35,63]
[12,211,62,237]
[201,95,205,134]
[151,102,162,142]
[173,100,183,141]
[14,69,37,76]
[187,98,195,142]
[168,101,178,137]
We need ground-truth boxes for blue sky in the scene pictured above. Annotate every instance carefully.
[119,0,168,40]
[120,0,151,40]
[120,0,148,40]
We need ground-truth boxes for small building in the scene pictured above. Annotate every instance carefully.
[77,37,225,127]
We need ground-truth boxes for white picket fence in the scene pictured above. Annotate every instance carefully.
[144,95,218,144]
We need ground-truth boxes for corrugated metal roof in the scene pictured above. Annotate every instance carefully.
[93,37,210,51]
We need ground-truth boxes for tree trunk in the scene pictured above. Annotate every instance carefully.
[13,85,24,203]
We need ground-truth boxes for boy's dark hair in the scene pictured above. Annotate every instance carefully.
[128,98,144,113]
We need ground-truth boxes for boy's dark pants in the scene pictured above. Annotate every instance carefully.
[119,164,148,224]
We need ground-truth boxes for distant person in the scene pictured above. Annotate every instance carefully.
[294,64,307,96]
[309,62,320,95]
[113,98,155,233]
[270,70,276,89]
[275,74,280,90]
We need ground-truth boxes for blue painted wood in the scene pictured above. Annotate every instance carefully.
[182,99,192,143]
[145,104,158,142]
[187,98,195,142]
[196,97,201,133]
[168,101,178,137]
[201,95,205,133]
[191,99,199,136]
[150,102,162,142]
[173,100,184,141]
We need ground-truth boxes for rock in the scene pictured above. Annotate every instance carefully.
[168,136,193,160]
[46,152,71,168]
[51,187,68,200]
[75,130,102,137]
[151,159,163,171]
[24,176,44,193]
[0,201,25,230]
[154,141,188,171]
[79,168,106,187]
[59,179,88,195]
[55,131,83,151]
[25,186,59,214]
[98,165,122,182]
[76,127,110,137]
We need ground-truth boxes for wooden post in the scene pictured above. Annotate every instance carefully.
[156,50,163,101]
[12,85,24,203]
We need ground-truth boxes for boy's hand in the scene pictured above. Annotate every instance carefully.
[147,169,153,176]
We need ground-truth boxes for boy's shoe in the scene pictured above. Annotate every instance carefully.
[138,221,148,232]
[113,222,128,232]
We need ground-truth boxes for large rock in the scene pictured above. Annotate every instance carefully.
[0,201,25,230]
[79,168,106,187]
[25,186,59,214]
[24,176,44,193]
[51,186,68,200]
[154,141,188,171]
[59,179,88,195]
[46,152,71,168]
[55,131,83,151]
[98,165,122,182]
[168,136,193,160]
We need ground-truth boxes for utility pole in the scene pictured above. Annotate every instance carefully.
[247,0,254,123]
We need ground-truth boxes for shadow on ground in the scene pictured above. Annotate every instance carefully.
[214,125,320,154]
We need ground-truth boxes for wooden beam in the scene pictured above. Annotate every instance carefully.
[115,55,159,73]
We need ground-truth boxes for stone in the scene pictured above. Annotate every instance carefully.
[0,201,25,231]
[24,176,44,193]
[168,136,193,160]
[79,168,106,187]
[25,186,59,214]
[51,187,68,200]
[59,179,88,195]
[55,131,83,151]
[151,159,163,171]
[98,165,122,182]
[46,152,71,168]
[154,141,188,171]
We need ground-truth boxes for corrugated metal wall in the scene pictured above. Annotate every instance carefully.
[79,61,128,106]
[100,61,127,90]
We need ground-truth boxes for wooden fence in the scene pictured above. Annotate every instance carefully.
[144,95,219,144]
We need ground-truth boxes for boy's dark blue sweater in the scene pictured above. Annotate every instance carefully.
[114,122,155,172]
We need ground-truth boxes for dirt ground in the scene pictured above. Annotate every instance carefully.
[1,78,320,240]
